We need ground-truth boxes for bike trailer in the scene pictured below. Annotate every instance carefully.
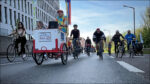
[32,29,66,52]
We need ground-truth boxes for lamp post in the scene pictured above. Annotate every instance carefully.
[123,5,135,35]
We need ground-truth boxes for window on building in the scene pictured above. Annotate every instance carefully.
[9,9,12,25]
[10,0,12,6]
[22,15,24,23]
[31,4,32,16]
[18,0,20,10]
[0,5,2,22]
[25,0,27,13]
[36,7,37,18]
[5,0,7,4]
[18,13,20,21]
[40,10,41,19]
[31,19,33,30]
[22,0,23,12]
[14,11,16,25]
[14,0,16,8]
[28,17,30,30]
[25,16,27,29]
[4,7,7,24]
[28,2,30,15]
[38,9,39,18]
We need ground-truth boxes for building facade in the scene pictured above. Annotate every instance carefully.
[0,0,60,38]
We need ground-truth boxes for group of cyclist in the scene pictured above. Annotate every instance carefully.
[9,9,138,59]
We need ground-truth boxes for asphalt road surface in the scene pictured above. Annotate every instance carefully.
[0,53,150,84]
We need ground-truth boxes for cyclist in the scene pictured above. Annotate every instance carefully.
[56,10,68,40]
[93,28,106,55]
[112,30,124,53]
[85,37,92,53]
[125,30,136,51]
[10,22,27,57]
[108,41,112,56]
[70,24,80,48]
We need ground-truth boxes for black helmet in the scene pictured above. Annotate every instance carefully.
[73,24,78,27]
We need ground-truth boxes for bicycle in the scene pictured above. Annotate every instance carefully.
[96,38,104,59]
[108,47,111,56]
[128,40,135,58]
[7,34,29,62]
[115,41,125,58]
[85,44,91,56]
[72,38,81,59]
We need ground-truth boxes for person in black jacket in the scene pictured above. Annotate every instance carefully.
[112,30,124,53]
[85,37,92,52]
[85,37,91,45]
[93,28,106,55]
[70,24,80,48]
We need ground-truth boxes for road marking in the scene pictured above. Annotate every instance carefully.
[110,56,115,58]
[117,61,145,73]
[0,62,23,66]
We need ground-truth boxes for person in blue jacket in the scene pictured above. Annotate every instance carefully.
[125,30,136,50]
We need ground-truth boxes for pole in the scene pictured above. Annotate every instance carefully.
[133,8,135,35]
[123,5,136,35]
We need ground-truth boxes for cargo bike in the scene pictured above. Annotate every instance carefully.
[32,28,68,65]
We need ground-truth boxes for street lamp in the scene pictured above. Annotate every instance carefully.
[123,5,136,35]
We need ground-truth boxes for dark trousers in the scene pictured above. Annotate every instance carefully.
[15,36,27,54]
[114,41,120,53]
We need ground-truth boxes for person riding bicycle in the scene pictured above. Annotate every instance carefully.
[70,24,80,49]
[108,41,112,56]
[9,22,27,57]
[93,28,106,55]
[125,30,136,51]
[56,10,68,40]
[112,30,124,53]
[85,37,92,53]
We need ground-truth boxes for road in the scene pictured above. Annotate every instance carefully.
[0,53,150,84]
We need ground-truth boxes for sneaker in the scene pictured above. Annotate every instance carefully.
[23,54,26,58]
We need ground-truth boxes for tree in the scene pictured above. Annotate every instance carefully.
[141,7,150,48]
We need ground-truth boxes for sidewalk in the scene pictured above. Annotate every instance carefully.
[111,53,150,80]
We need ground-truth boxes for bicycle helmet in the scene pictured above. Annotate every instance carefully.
[97,28,100,31]
[73,24,78,27]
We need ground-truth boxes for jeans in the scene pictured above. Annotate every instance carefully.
[15,36,27,54]
[72,38,79,48]
[61,32,64,41]
[114,41,120,53]
[95,40,104,53]
[127,41,131,50]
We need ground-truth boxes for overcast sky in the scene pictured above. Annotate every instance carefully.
[60,0,150,39]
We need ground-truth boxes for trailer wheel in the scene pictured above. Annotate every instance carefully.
[34,53,44,65]
[61,43,68,65]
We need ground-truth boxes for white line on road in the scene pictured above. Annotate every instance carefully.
[109,56,115,58]
[117,61,145,73]
[0,62,23,66]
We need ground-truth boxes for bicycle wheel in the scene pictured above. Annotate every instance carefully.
[7,44,16,62]
[22,45,30,61]
[87,47,90,56]
[34,53,44,65]
[118,47,123,58]
[99,43,103,59]
[31,46,35,60]
[61,43,68,65]
[129,48,134,58]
